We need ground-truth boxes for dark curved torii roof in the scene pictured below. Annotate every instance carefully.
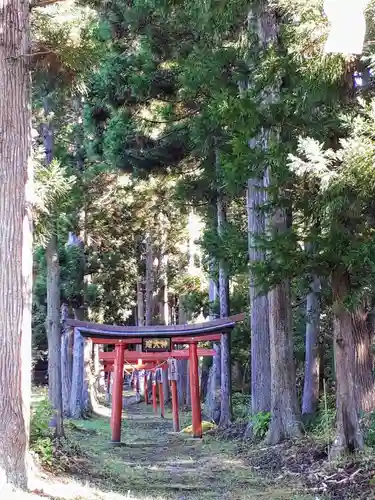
[66,313,245,340]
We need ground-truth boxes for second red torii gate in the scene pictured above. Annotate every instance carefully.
[66,314,244,443]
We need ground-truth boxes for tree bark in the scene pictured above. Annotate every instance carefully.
[93,344,105,395]
[217,182,232,427]
[82,338,97,415]
[352,309,375,413]
[331,269,364,456]
[302,275,321,417]
[206,276,220,421]
[145,234,153,326]
[69,328,84,419]
[200,357,211,401]
[177,359,188,407]
[246,175,271,417]
[46,233,64,438]
[137,277,144,327]
[177,297,188,406]
[61,303,73,417]
[267,271,302,443]
[0,0,32,488]
[266,178,301,444]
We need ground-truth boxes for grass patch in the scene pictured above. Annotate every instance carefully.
[62,402,315,500]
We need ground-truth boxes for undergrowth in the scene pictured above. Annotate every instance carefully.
[30,396,87,472]
[30,397,54,466]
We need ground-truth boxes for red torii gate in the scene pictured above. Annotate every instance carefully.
[66,314,244,443]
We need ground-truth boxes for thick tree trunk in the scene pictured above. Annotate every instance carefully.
[162,369,169,403]
[331,269,364,455]
[161,260,170,401]
[200,357,211,401]
[246,176,271,416]
[159,253,169,325]
[302,275,321,417]
[46,233,64,438]
[177,298,188,406]
[0,0,32,488]
[69,328,84,419]
[93,344,105,395]
[82,338,97,415]
[267,275,302,443]
[266,185,301,443]
[137,277,144,327]
[145,234,153,326]
[217,188,232,427]
[352,310,375,412]
[177,360,188,407]
[61,303,73,417]
[206,276,220,421]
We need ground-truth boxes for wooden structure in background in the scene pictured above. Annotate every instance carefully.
[66,314,244,442]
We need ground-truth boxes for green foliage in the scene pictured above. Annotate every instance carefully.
[251,411,271,439]
[30,397,54,466]
[364,412,375,448]
[309,389,336,444]
[232,393,251,422]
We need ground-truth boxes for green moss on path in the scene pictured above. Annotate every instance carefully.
[62,402,315,500]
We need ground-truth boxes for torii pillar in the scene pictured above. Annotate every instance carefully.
[111,344,125,443]
[189,343,202,438]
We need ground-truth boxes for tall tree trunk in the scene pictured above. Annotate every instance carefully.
[206,275,220,421]
[331,269,364,455]
[61,303,73,417]
[0,0,32,488]
[200,357,211,401]
[70,308,85,418]
[246,175,271,417]
[177,359,188,407]
[267,270,301,443]
[46,233,64,438]
[217,182,232,427]
[136,276,145,399]
[302,275,321,417]
[352,310,375,413]
[93,344,105,395]
[137,277,144,327]
[82,338,97,414]
[177,298,188,406]
[145,234,153,326]
[266,181,301,444]
[160,254,170,401]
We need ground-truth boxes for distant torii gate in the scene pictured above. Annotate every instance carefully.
[66,314,244,443]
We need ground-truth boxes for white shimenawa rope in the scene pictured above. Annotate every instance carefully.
[324,0,369,55]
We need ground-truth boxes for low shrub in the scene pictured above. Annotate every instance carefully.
[232,393,250,421]
[30,397,54,466]
[250,411,271,438]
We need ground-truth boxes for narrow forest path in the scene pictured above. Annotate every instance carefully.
[42,399,316,500]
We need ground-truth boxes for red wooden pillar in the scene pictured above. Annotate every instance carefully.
[171,379,180,432]
[158,380,165,418]
[152,373,158,414]
[144,372,149,404]
[111,344,125,443]
[189,342,202,438]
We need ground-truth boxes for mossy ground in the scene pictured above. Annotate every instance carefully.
[35,399,314,500]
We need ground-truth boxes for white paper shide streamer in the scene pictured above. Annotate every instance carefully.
[324,0,369,55]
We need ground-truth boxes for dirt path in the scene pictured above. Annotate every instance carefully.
[58,401,313,500]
